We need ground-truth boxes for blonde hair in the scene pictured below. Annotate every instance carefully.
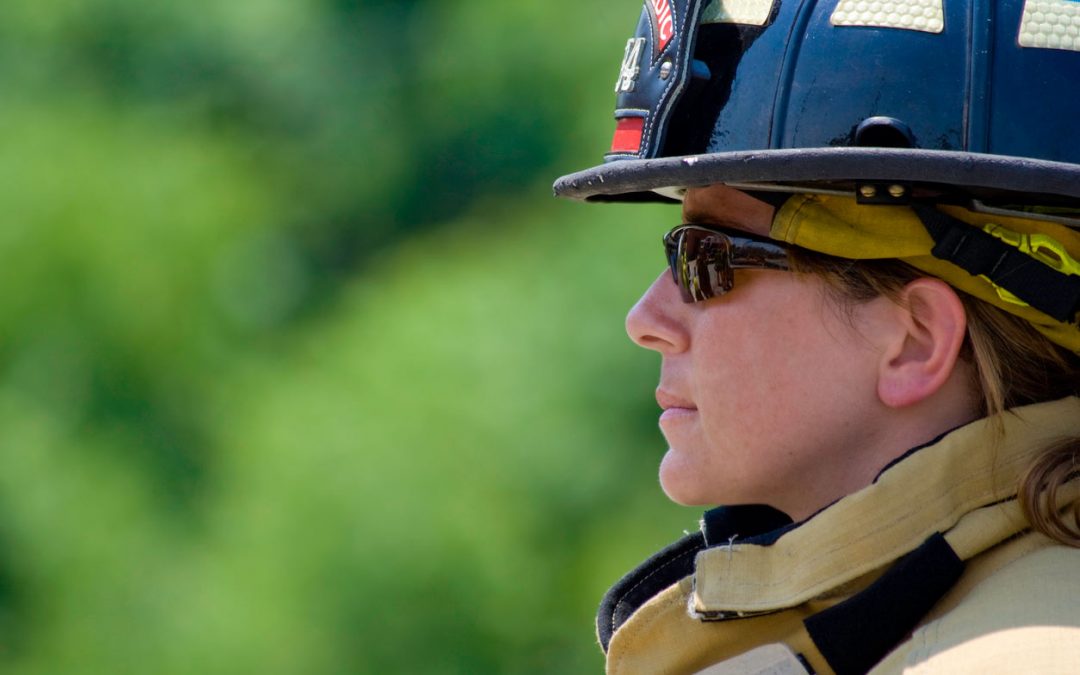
[788,251,1080,547]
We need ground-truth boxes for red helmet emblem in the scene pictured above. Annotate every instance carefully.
[649,0,676,54]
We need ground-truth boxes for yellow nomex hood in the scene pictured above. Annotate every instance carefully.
[771,195,1080,354]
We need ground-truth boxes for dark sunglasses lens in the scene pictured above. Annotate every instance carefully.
[664,233,686,298]
[667,228,734,302]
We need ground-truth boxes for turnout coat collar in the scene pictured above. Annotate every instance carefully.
[600,397,1080,675]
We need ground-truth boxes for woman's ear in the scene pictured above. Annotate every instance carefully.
[876,278,969,409]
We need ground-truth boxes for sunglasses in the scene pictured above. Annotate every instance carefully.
[663,224,792,302]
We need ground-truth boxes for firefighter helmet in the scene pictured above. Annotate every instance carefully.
[554,0,1080,212]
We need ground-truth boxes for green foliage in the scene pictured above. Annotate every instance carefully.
[0,1,697,672]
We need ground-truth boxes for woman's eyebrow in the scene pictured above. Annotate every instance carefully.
[680,205,743,229]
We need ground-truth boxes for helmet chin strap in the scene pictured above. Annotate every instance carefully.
[914,205,1080,325]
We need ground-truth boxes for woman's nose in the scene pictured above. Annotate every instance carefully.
[626,271,690,355]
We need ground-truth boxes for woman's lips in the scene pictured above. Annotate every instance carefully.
[659,406,697,425]
[656,389,697,425]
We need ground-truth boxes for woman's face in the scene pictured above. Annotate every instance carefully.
[625,185,897,520]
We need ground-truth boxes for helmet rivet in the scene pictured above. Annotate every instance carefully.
[659,61,673,80]
[859,185,878,199]
[888,184,906,198]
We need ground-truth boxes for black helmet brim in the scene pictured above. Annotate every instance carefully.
[553,148,1080,208]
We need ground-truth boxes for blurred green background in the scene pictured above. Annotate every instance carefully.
[0,1,694,672]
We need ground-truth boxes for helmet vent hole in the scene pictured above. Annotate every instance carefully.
[854,117,916,149]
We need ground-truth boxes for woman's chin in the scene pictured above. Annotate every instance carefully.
[658,449,714,506]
